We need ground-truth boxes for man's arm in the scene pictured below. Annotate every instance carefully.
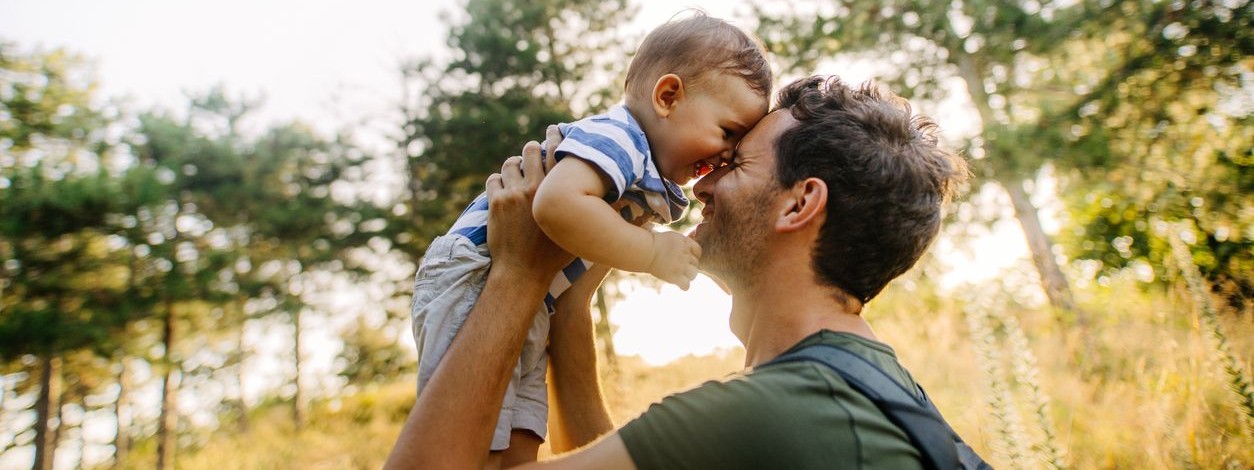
[547,263,615,453]
[383,142,572,470]
[516,434,636,470]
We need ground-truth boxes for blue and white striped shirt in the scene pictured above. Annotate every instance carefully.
[446,105,689,311]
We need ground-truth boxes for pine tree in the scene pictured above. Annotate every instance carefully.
[0,43,145,470]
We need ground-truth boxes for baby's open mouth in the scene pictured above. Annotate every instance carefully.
[694,161,715,178]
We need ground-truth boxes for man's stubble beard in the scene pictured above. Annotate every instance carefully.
[696,186,777,291]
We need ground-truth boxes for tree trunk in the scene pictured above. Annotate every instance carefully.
[113,358,129,469]
[235,299,250,434]
[113,258,138,469]
[593,285,618,373]
[541,17,567,103]
[292,308,304,431]
[954,50,1088,329]
[1003,179,1089,328]
[50,400,66,470]
[32,354,60,470]
[0,373,7,429]
[156,298,179,470]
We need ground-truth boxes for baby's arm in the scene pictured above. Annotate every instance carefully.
[533,157,700,289]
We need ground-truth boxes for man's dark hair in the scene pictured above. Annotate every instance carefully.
[773,76,968,304]
[624,10,772,102]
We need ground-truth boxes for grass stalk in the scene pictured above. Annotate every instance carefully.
[966,303,1032,468]
[1000,311,1068,469]
[1168,223,1254,440]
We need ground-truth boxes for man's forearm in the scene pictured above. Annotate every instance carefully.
[548,265,616,452]
[384,266,550,470]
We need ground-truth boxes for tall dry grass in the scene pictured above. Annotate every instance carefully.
[171,382,414,470]
[880,268,1252,469]
[171,265,1250,469]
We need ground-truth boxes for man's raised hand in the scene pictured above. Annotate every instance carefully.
[485,141,573,280]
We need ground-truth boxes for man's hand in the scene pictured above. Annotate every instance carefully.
[543,124,561,173]
[646,231,701,290]
[486,137,573,280]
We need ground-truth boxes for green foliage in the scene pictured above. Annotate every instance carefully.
[0,42,106,152]
[1053,1,1252,299]
[0,46,142,360]
[335,317,414,386]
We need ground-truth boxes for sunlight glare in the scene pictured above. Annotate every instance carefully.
[609,274,740,366]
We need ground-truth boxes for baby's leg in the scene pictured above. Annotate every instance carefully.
[411,235,491,394]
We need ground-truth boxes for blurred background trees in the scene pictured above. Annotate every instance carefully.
[1054,0,1252,310]
[1,0,1251,468]
[1,41,376,469]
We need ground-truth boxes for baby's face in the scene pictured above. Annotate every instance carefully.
[652,74,768,186]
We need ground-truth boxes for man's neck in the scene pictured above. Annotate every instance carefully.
[733,273,876,368]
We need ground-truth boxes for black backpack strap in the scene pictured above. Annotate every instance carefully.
[766,343,992,470]
[914,387,992,470]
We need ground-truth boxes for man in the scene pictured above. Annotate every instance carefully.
[384,75,970,469]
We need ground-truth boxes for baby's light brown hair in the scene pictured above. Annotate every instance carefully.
[624,11,772,104]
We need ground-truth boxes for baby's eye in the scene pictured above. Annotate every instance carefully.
[721,127,733,140]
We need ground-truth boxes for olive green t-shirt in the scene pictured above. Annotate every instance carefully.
[619,330,925,470]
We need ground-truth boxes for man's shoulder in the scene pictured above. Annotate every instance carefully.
[633,330,915,414]
[784,330,922,394]
[618,331,925,470]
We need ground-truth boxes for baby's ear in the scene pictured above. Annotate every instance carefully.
[652,74,684,118]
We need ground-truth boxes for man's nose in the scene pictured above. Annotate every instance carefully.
[694,165,724,203]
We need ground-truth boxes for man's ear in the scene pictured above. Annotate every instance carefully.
[651,74,684,119]
[776,178,827,233]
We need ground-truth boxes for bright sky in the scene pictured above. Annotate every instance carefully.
[0,0,1039,373]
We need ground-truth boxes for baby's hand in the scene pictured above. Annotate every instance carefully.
[646,231,701,290]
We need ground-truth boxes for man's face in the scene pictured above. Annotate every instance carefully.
[690,110,797,288]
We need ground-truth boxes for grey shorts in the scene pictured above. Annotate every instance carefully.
[410,234,550,451]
